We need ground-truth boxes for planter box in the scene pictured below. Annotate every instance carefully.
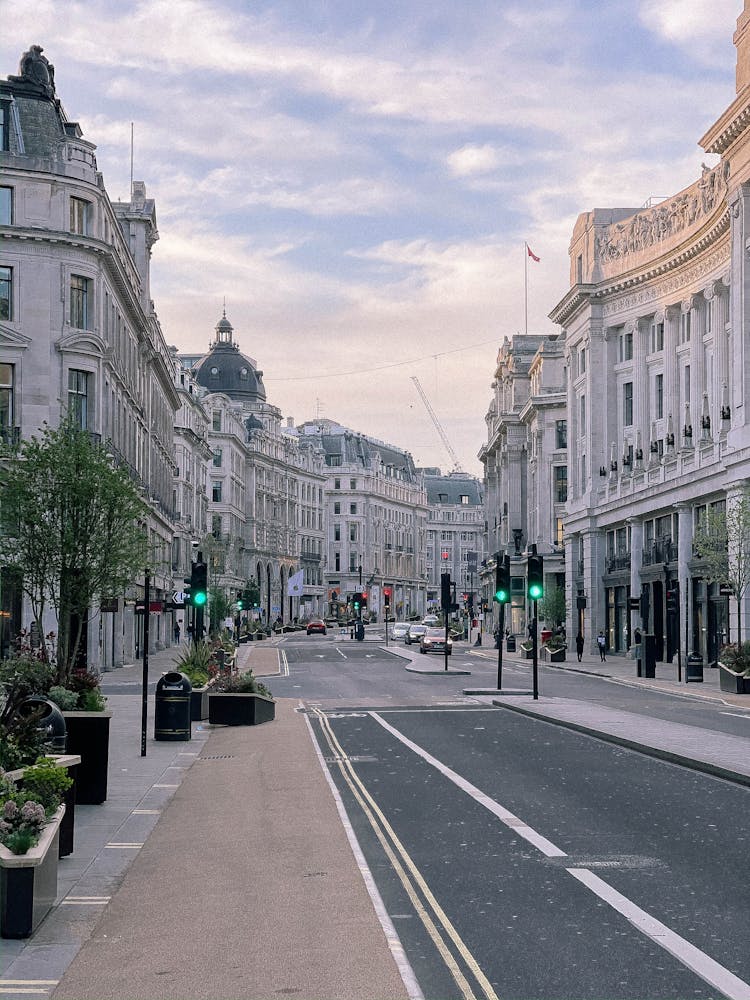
[0,805,64,938]
[520,646,533,659]
[549,648,566,663]
[190,686,209,721]
[8,755,80,859]
[718,663,750,694]
[62,711,113,805]
[208,693,276,726]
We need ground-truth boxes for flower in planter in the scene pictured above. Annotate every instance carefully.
[210,669,272,698]
[717,642,750,677]
[0,759,70,855]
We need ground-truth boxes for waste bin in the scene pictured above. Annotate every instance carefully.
[686,653,704,683]
[154,671,192,741]
[540,628,552,644]
[16,697,67,753]
[506,635,516,652]
[642,634,657,678]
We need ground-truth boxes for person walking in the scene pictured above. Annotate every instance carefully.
[597,630,606,661]
[173,621,181,643]
[575,632,584,662]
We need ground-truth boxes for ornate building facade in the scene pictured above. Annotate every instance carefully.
[0,47,179,665]
[423,470,484,616]
[549,3,750,660]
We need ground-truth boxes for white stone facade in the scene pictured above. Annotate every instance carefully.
[424,470,484,618]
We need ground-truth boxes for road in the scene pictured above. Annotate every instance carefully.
[281,633,750,1000]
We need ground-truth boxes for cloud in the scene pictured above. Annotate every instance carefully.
[638,0,740,64]
[446,144,503,177]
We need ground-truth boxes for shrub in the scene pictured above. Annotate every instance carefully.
[0,766,63,855]
[718,642,750,677]
[47,686,80,711]
[211,670,272,698]
[21,756,73,812]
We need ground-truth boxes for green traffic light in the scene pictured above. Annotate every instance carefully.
[528,583,543,600]
[495,589,508,603]
[193,591,207,606]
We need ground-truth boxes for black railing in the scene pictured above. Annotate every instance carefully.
[605,553,631,573]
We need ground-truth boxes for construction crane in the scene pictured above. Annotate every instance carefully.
[411,376,463,473]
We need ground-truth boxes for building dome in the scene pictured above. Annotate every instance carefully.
[192,312,267,403]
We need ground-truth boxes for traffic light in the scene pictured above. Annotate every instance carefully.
[383,587,392,608]
[191,560,208,607]
[495,554,510,604]
[237,592,244,610]
[183,584,192,606]
[527,552,544,601]
[353,593,361,612]
[666,583,679,615]
[360,590,368,609]
[441,572,452,610]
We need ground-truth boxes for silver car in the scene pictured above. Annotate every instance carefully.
[405,623,428,645]
[391,622,410,640]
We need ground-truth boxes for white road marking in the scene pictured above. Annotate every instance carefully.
[369,711,750,998]
[336,647,347,659]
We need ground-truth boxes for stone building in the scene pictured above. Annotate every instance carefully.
[549,3,750,661]
[423,469,484,619]
[0,46,178,665]
[296,420,428,620]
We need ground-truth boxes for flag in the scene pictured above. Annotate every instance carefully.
[287,569,304,597]
[526,243,540,263]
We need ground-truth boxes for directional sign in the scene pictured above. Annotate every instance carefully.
[172,591,186,605]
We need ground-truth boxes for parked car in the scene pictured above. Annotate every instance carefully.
[391,622,410,641]
[405,623,428,645]
[306,619,327,635]
[419,627,453,655]
[422,614,439,626]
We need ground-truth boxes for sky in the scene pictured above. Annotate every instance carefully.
[0,0,742,476]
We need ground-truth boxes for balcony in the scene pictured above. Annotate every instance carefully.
[605,553,631,573]
[642,539,678,566]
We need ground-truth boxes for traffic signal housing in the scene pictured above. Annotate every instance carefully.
[495,554,510,604]
[527,552,544,601]
[191,560,208,607]
[383,587,392,608]
[360,590,368,609]
[441,572,452,611]
[237,592,245,610]
[353,593,361,612]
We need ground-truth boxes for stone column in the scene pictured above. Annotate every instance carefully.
[709,277,731,434]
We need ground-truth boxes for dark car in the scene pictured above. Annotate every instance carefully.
[419,627,453,655]
[405,623,428,645]
[306,619,327,635]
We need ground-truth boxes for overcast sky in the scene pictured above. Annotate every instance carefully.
[1,1,741,476]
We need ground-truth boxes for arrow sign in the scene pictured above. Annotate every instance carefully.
[172,591,186,605]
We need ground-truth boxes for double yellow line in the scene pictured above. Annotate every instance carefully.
[313,709,499,1000]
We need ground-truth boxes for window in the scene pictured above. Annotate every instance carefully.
[334,552,341,571]
[350,503,357,515]
[579,394,586,433]
[350,478,357,489]
[579,347,586,375]
[212,410,221,431]
[651,321,664,352]
[576,254,583,284]
[68,369,89,429]
[555,517,564,547]
[0,187,12,225]
[70,197,90,235]
[0,363,14,440]
[655,373,664,419]
[555,420,567,449]
[554,466,568,503]
[621,331,633,361]
[212,448,222,468]
[333,502,341,515]
[212,481,222,503]
[334,478,340,490]
[623,382,633,426]
[334,524,341,541]
[211,514,222,538]
[684,365,691,403]
[349,553,358,573]
[0,102,9,151]
[70,274,91,329]
[680,310,691,343]
[349,524,357,542]
[327,454,342,467]
[0,266,11,320]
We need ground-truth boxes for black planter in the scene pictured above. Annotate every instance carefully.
[0,806,63,938]
[208,693,275,726]
[718,664,750,694]
[549,648,566,663]
[62,711,113,804]
[190,686,209,721]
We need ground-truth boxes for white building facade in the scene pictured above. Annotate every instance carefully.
[423,470,484,617]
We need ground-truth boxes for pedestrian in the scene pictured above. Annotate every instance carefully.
[576,632,584,662]
[173,621,181,643]
[597,630,606,661]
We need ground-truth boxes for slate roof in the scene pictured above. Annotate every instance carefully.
[424,472,483,505]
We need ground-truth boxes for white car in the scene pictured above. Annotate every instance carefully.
[405,623,428,645]
[391,622,410,640]
[422,614,439,626]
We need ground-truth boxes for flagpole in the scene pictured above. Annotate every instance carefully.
[524,242,528,336]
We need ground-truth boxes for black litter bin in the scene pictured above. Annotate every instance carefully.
[355,621,365,641]
[686,653,704,683]
[17,696,67,752]
[155,671,192,741]
[506,635,516,652]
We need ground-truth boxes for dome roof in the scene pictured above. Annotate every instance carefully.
[192,312,267,403]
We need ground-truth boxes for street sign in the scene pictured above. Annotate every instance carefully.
[172,591,186,605]
[100,597,119,613]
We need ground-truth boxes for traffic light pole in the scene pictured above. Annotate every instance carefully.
[532,598,539,700]
[496,601,505,690]
[141,568,150,757]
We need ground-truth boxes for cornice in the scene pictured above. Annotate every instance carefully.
[699,90,750,154]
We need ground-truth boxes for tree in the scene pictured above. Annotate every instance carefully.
[539,586,567,628]
[0,419,148,684]
[692,488,750,643]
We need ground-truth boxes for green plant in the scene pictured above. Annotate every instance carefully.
[211,670,272,698]
[0,654,56,768]
[79,687,106,711]
[47,686,79,711]
[21,756,73,812]
[0,768,58,855]
[175,642,211,686]
[717,642,750,677]
[544,634,566,651]
[539,586,567,628]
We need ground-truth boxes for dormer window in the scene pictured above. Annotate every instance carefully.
[239,367,248,379]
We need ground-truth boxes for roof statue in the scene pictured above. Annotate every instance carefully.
[11,45,56,97]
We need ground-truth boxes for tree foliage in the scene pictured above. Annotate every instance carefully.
[0,419,148,683]
[692,488,750,641]
[539,585,567,627]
